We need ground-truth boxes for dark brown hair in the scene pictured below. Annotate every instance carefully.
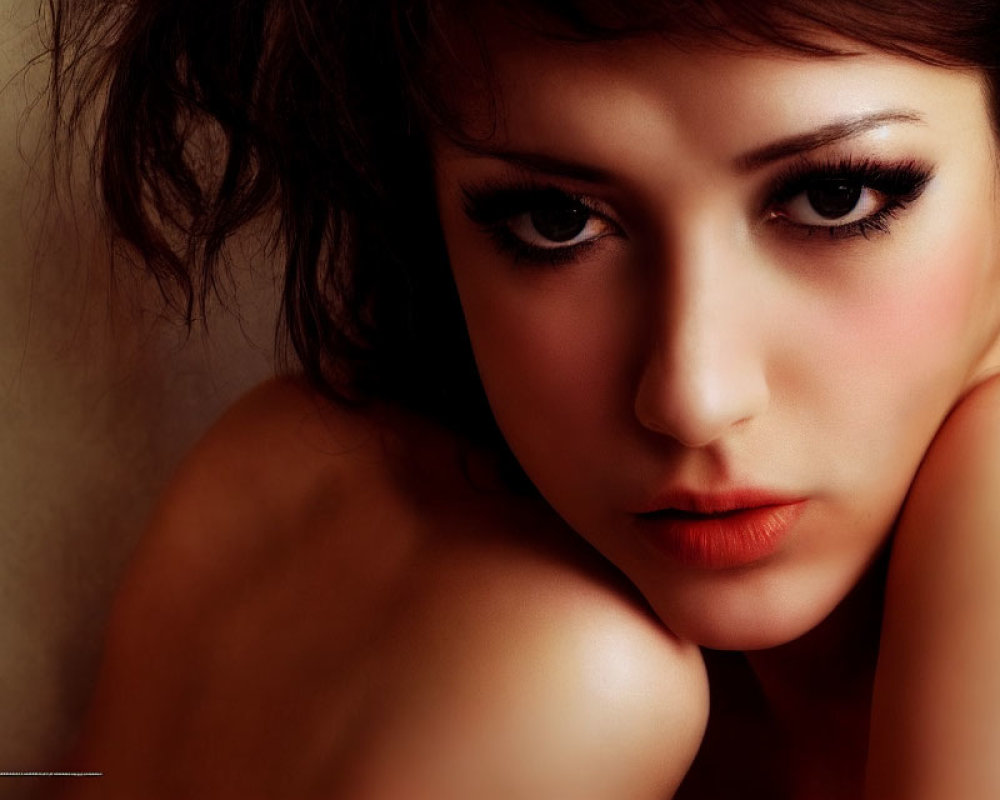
[46,0,1000,449]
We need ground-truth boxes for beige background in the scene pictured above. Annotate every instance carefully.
[0,6,280,796]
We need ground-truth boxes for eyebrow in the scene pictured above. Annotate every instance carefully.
[449,108,926,181]
[734,110,925,171]
[448,140,615,183]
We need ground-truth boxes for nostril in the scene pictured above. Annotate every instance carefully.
[633,347,769,448]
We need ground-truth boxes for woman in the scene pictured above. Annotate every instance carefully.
[47,1,1000,797]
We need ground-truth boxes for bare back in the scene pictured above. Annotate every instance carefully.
[50,377,707,799]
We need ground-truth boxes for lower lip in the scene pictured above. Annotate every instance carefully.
[636,501,807,570]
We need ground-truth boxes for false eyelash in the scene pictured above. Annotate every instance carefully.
[764,157,934,240]
[461,179,611,267]
[459,157,936,268]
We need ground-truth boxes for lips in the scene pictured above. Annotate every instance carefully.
[634,490,807,569]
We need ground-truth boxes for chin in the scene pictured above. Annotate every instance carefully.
[686,615,824,652]
[642,566,861,652]
[665,610,825,652]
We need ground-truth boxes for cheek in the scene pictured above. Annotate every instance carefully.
[455,265,636,454]
[831,222,988,389]
[788,216,996,495]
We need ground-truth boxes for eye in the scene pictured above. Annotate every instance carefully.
[461,181,621,266]
[774,177,882,227]
[765,159,933,239]
[508,198,614,249]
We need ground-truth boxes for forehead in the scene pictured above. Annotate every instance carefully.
[435,20,991,169]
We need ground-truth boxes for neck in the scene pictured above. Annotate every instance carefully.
[743,548,889,796]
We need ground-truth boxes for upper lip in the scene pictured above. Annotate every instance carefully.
[635,488,806,516]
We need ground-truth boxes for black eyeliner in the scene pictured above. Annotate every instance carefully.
[460,179,611,266]
[461,180,579,225]
[765,156,934,239]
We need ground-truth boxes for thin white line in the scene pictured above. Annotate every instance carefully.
[0,772,103,777]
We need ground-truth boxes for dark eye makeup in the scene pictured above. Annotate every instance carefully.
[459,156,935,267]
[461,181,618,267]
[765,157,933,240]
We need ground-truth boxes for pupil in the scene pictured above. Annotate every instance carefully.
[807,179,862,219]
[530,203,588,242]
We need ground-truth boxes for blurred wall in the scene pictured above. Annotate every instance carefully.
[0,5,280,796]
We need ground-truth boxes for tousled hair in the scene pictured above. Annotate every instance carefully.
[45,0,1000,453]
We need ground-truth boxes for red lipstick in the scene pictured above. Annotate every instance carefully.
[635,489,807,570]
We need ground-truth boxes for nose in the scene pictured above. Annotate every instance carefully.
[633,235,770,449]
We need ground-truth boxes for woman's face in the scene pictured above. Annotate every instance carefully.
[432,24,1000,649]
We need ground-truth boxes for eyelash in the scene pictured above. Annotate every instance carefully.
[764,157,933,240]
[459,158,934,267]
[461,181,613,267]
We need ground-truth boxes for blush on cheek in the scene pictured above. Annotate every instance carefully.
[832,228,985,387]
[782,226,989,493]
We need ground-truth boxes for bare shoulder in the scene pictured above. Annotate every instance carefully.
[868,373,1000,799]
[884,370,1000,620]
[54,377,707,799]
[51,377,404,790]
[889,371,1000,548]
[136,375,395,565]
[910,371,1000,486]
[342,505,709,800]
[111,376,422,613]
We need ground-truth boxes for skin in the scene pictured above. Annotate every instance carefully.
[49,379,707,800]
[49,18,1000,800]
[433,21,1000,797]
[868,372,1000,799]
